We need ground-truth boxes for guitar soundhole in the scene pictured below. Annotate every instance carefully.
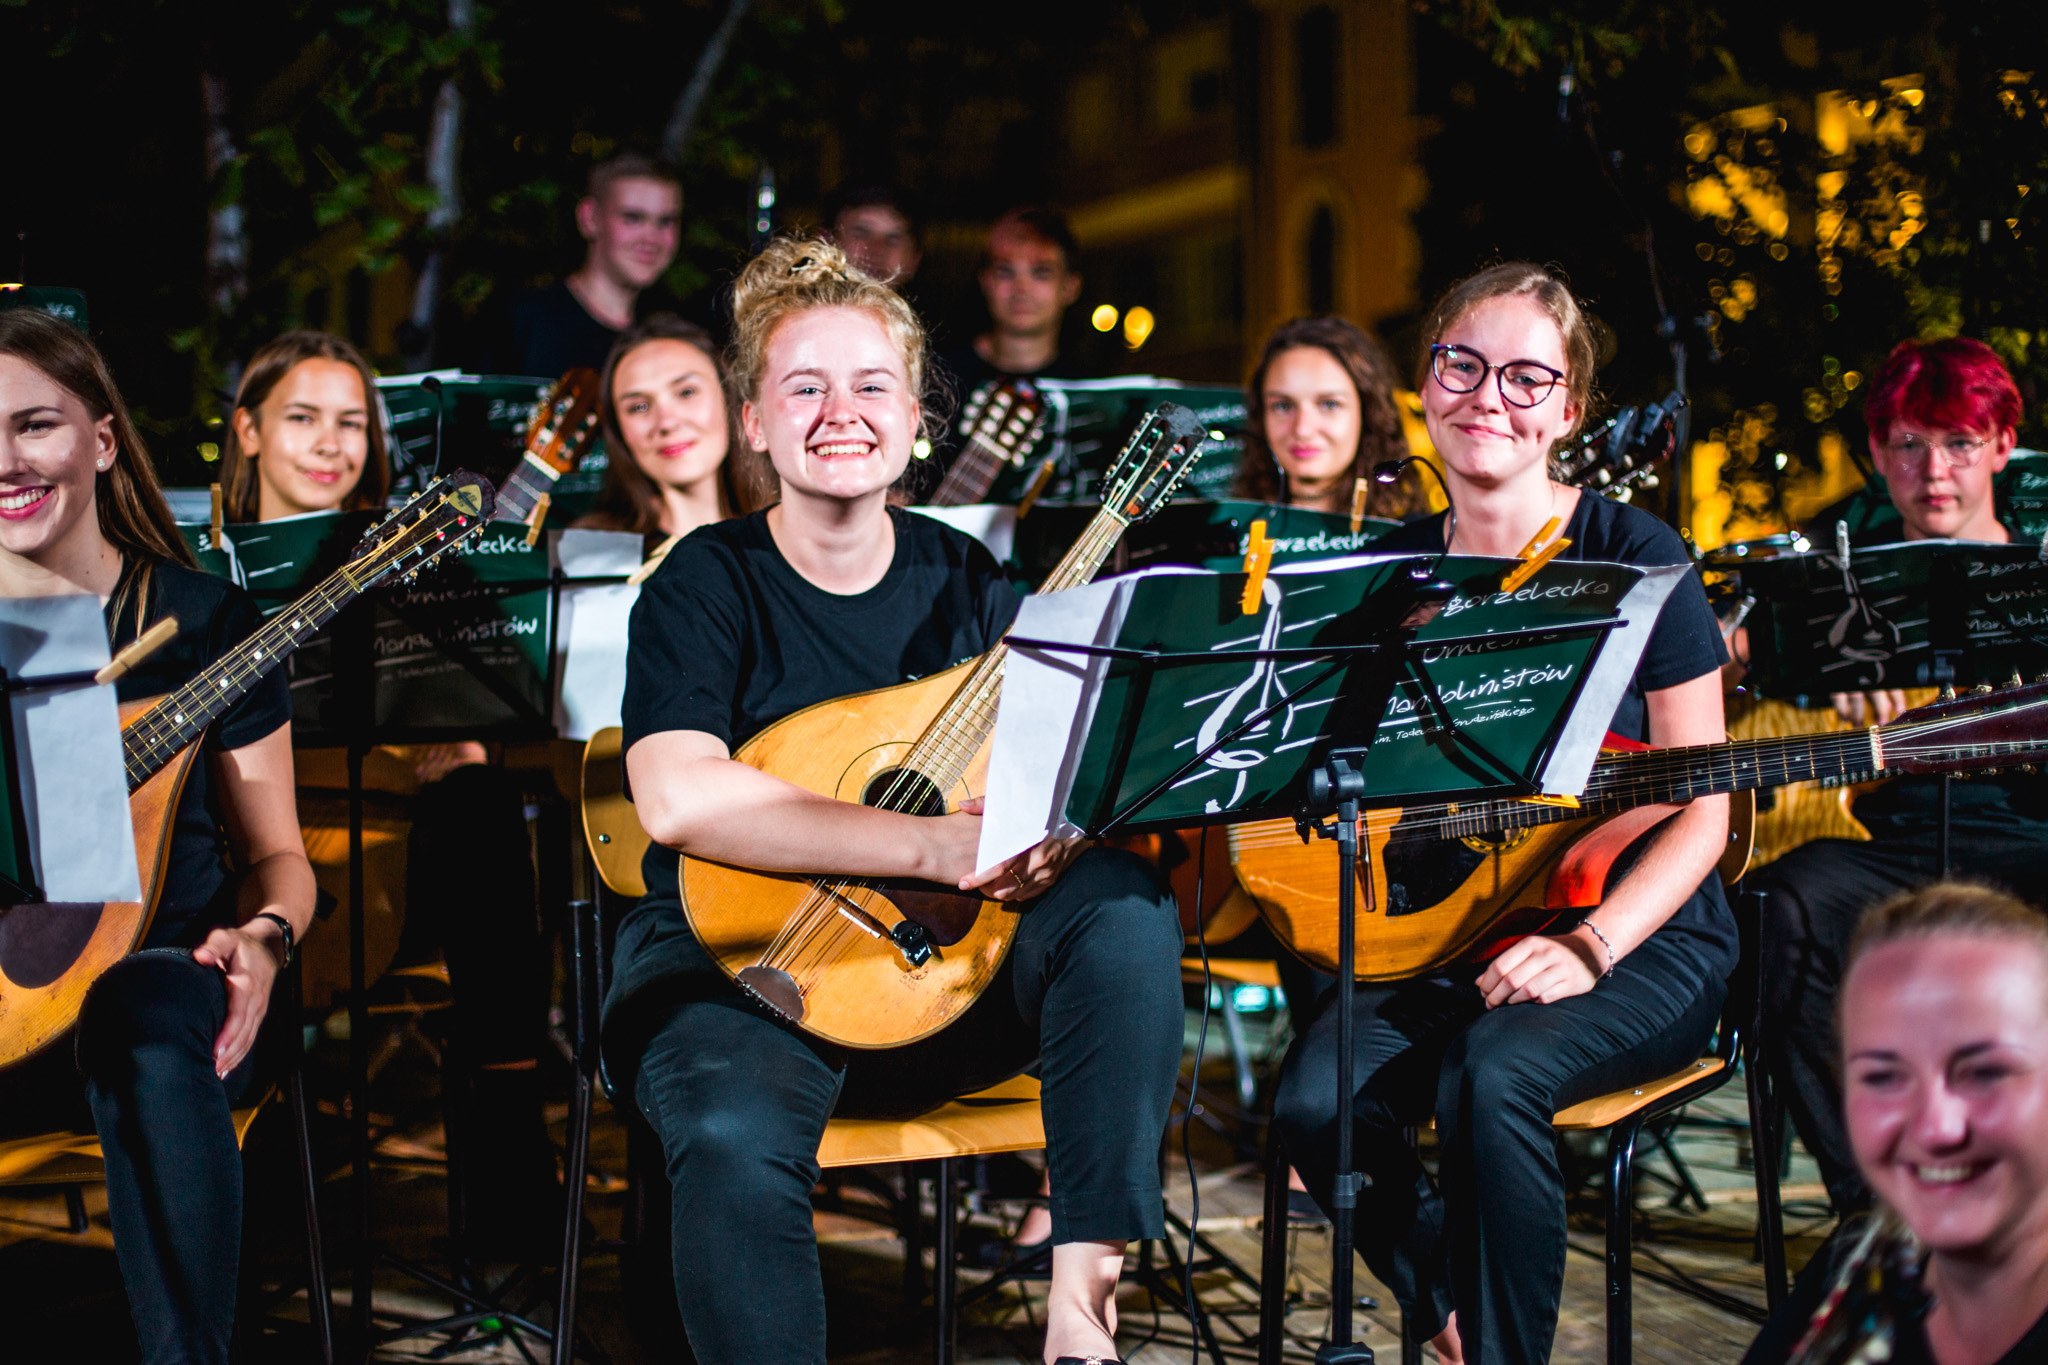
[862,768,947,817]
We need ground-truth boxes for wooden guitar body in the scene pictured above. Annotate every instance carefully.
[679,661,1016,1050]
[0,699,197,1068]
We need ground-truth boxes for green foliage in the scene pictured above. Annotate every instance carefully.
[1422,1,2048,532]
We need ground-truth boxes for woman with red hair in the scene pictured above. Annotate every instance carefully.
[1755,335,2047,1228]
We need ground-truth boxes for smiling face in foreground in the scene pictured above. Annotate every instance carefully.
[612,337,730,495]
[743,305,918,505]
[1843,934,2048,1262]
[1262,344,1361,502]
[1421,293,1577,492]
[0,352,113,567]
[238,357,371,519]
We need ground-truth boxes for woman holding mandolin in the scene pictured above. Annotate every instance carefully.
[0,310,315,1362]
[609,237,1184,1365]
[1270,263,1736,1363]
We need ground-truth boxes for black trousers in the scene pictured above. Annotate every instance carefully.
[624,847,1185,1365]
[1272,934,1724,1363]
[1752,821,2048,1213]
[0,950,269,1365]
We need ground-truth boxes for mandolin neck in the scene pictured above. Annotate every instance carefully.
[119,552,385,794]
[899,508,1129,796]
[494,453,561,527]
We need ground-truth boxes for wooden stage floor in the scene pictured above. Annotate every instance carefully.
[0,1006,1831,1362]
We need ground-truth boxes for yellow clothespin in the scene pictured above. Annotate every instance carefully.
[1498,516,1572,592]
[1240,519,1275,615]
[208,484,223,549]
[1014,455,1059,519]
[522,492,553,549]
[98,617,179,685]
[1348,476,1369,535]
[1517,792,1580,810]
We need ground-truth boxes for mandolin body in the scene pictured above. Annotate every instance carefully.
[0,699,196,1069]
[678,660,1018,1050]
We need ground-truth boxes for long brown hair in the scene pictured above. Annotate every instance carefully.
[1235,316,1422,517]
[220,330,390,522]
[0,310,194,621]
[587,315,759,534]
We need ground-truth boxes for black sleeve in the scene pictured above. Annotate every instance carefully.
[1637,567,1728,692]
[620,538,750,750]
[1619,515,1728,693]
[205,582,292,751]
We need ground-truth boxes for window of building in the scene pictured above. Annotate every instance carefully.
[1295,6,1340,149]
[1305,203,1338,313]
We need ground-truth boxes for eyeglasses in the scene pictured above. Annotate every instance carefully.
[1429,344,1565,409]
[1882,433,1992,470]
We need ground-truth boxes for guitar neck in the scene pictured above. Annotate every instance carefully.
[895,507,1130,794]
[494,453,561,526]
[928,432,1012,508]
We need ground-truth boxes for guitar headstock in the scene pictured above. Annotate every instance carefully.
[1554,389,1687,502]
[1100,403,1209,525]
[523,368,603,479]
[348,470,499,588]
[957,380,1047,469]
[1880,679,2048,776]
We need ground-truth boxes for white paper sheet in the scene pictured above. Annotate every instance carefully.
[0,595,141,902]
[909,504,1017,563]
[551,529,644,740]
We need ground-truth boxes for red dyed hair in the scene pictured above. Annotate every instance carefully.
[1863,337,2022,443]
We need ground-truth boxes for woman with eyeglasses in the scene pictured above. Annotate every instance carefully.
[1270,262,1735,1362]
[1749,336,2048,1235]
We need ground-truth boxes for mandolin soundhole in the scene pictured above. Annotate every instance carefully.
[0,902,104,989]
[861,768,948,818]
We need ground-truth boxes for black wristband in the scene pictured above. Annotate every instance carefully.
[253,911,296,968]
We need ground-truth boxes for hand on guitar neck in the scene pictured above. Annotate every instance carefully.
[1833,689,1914,726]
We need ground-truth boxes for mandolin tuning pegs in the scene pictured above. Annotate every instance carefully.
[1939,684,1958,702]
[1973,683,1996,696]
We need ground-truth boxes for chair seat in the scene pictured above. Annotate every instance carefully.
[1552,1057,1726,1130]
[0,1097,269,1188]
[817,1076,1045,1170]
[1182,956,1283,989]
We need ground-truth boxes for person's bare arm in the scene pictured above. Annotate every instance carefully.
[195,724,317,1076]
[1479,671,1730,1006]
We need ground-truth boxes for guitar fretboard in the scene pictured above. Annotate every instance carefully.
[929,431,1017,508]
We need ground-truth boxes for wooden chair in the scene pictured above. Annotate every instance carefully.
[0,1026,334,1361]
[1255,888,1787,1365]
[561,728,1047,1365]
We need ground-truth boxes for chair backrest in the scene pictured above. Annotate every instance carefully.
[581,727,651,899]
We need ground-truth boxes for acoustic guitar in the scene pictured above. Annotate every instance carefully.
[927,380,1047,508]
[1230,681,2048,980]
[678,405,1209,1048]
[0,472,497,1069]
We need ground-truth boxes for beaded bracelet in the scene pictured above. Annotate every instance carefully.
[1583,920,1617,978]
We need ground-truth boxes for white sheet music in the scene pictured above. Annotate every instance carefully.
[551,528,644,740]
[0,594,141,902]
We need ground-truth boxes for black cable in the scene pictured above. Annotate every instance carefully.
[1183,826,1215,1365]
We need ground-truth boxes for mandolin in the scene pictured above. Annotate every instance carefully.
[927,380,1047,508]
[0,472,497,1069]
[679,405,1209,1048]
[1231,681,2048,980]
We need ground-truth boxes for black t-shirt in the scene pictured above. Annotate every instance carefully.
[1828,520,2048,838]
[108,562,293,949]
[609,507,1023,1025]
[1372,492,1738,976]
[935,341,1095,402]
[488,280,656,379]
[1743,1232,2048,1364]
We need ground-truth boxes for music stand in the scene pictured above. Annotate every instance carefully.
[209,512,628,1354]
[989,552,1684,1360]
[1732,536,2048,874]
